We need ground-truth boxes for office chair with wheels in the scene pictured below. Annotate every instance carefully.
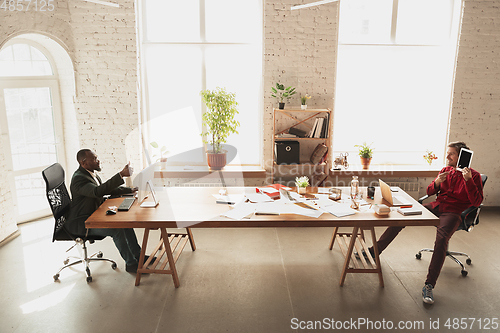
[415,174,487,277]
[42,163,117,283]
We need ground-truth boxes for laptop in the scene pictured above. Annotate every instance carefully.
[379,179,413,207]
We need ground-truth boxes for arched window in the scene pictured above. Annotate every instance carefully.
[0,40,66,222]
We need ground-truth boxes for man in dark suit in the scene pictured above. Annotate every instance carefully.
[67,149,146,273]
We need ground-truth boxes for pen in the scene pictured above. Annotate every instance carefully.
[216,201,235,205]
[399,205,412,209]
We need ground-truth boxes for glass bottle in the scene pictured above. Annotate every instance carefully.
[350,176,360,209]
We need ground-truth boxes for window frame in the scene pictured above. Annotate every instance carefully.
[136,0,264,168]
[0,39,66,222]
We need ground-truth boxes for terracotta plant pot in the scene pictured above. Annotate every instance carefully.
[360,157,372,170]
[207,152,227,170]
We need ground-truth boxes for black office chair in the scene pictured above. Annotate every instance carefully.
[415,174,487,277]
[42,163,117,283]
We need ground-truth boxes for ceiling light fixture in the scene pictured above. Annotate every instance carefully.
[291,0,339,11]
[82,0,120,8]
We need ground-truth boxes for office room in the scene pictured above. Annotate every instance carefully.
[0,0,499,332]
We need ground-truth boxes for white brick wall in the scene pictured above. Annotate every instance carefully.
[450,0,500,205]
[0,0,140,242]
[264,0,339,169]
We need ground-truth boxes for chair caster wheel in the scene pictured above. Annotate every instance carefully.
[415,253,422,260]
[97,252,103,258]
[64,259,69,265]
[86,276,93,283]
[466,258,472,265]
[111,262,117,270]
[54,274,60,282]
[461,270,468,277]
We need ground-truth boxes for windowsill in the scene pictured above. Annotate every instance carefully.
[329,164,442,177]
[155,165,266,179]
[155,164,441,179]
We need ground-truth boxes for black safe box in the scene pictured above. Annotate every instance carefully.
[275,141,300,165]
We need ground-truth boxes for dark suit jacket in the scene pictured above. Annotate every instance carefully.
[66,166,133,236]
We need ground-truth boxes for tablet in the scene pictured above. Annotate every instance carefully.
[457,148,473,171]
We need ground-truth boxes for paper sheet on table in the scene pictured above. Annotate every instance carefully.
[257,201,323,218]
[221,201,256,220]
[212,194,245,204]
[320,202,357,217]
[278,189,302,203]
[245,192,274,203]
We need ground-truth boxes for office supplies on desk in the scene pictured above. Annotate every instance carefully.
[321,202,356,218]
[247,191,274,203]
[379,179,413,207]
[213,194,245,205]
[397,207,422,216]
[118,197,136,211]
[373,204,390,216]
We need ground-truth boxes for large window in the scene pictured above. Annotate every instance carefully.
[139,0,263,166]
[333,0,462,166]
[0,42,65,222]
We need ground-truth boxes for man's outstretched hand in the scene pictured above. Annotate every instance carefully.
[119,162,133,178]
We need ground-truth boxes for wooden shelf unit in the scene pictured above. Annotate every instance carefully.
[272,108,332,182]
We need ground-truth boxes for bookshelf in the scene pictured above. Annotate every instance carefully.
[272,108,332,182]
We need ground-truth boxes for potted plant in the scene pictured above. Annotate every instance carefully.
[300,94,311,110]
[150,141,168,169]
[354,142,374,170]
[271,83,296,109]
[295,176,310,194]
[200,87,240,170]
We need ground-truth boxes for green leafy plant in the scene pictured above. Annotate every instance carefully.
[150,142,168,162]
[300,94,311,105]
[295,176,310,188]
[271,83,297,103]
[354,142,374,159]
[200,87,240,154]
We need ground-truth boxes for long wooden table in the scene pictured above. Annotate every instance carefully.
[86,186,439,287]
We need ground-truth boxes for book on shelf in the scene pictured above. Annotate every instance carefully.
[308,119,319,138]
[314,118,324,138]
[288,126,307,138]
[320,114,329,138]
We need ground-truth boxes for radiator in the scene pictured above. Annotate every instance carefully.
[170,182,238,187]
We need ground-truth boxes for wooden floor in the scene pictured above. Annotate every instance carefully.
[1,208,499,333]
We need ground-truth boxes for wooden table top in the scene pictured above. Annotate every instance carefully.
[85,187,439,229]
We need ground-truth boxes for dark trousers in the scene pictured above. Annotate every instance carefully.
[87,228,142,266]
[372,203,461,287]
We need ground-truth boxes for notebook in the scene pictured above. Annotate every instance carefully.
[379,179,413,207]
